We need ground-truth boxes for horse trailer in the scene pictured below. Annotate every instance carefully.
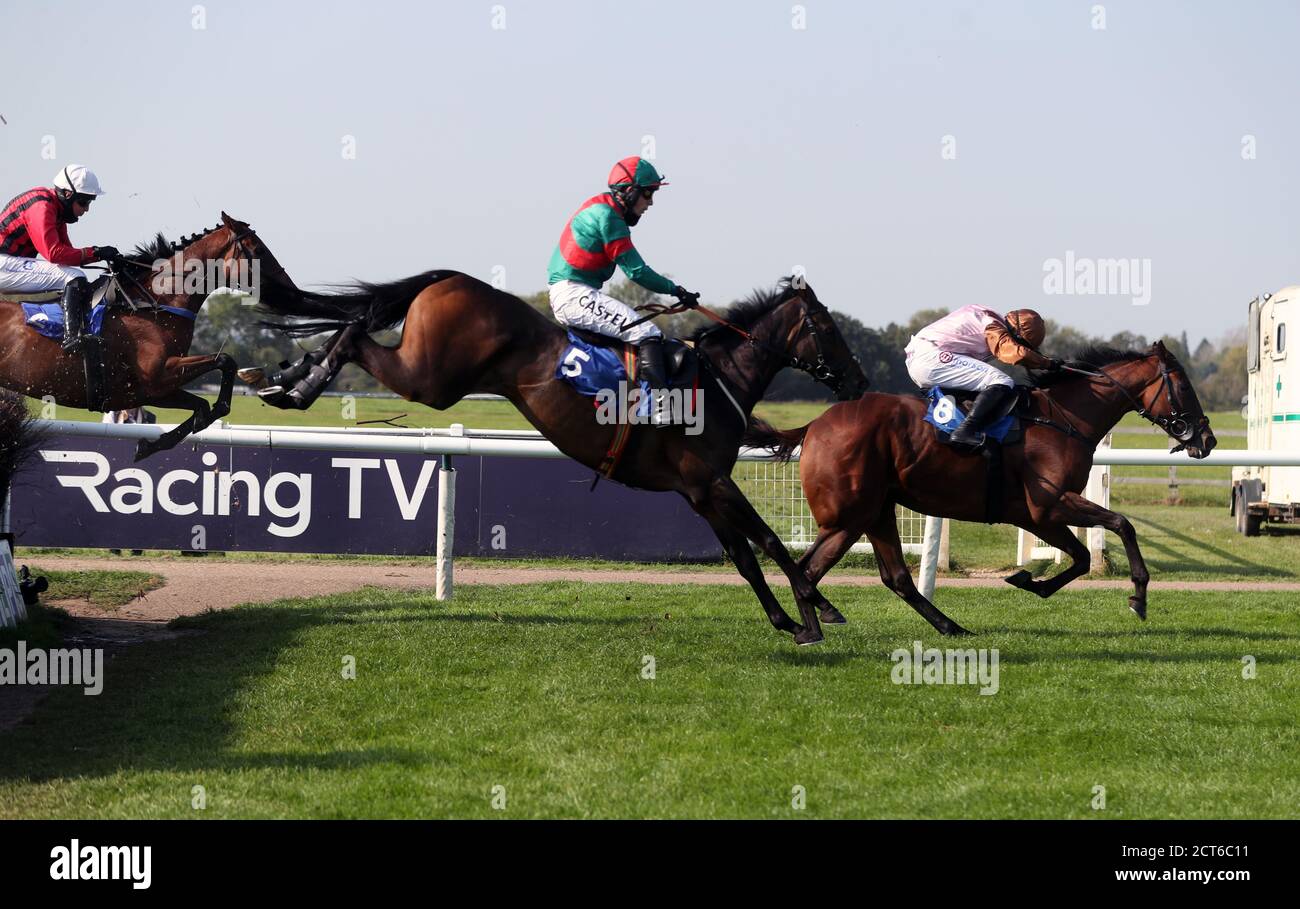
[1232,285,1300,534]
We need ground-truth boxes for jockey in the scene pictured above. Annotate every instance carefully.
[904,305,1061,449]
[0,165,120,353]
[547,156,701,425]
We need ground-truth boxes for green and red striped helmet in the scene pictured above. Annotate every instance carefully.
[607,157,668,192]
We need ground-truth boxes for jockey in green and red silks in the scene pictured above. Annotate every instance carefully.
[547,156,702,425]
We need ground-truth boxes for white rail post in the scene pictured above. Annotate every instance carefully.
[918,513,943,601]
[1086,432,1112,571]
[436,424,463,601]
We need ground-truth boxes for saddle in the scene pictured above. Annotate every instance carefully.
[568,328,699,388]
[925,385,1034,448]
[924,385,1037,525]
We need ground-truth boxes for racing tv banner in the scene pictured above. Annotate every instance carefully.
[7,433,722,560]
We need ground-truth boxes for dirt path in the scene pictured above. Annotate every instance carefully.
[24,557,1300,624]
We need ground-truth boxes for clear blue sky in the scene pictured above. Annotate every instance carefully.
[4,0,1297,347]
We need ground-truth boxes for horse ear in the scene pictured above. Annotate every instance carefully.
[1153,339,1167,355]
[220,212,245,231]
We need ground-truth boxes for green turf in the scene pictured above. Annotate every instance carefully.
[29,568,166,611]
[0,582,1296,819]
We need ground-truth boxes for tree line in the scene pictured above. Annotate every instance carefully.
[194,281,1248,411]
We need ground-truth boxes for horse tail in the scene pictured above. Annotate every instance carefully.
[742,416,809,462]
[0,391,46,511]
[258,270,460,338]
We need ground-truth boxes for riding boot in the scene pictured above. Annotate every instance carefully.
[948,383,1015,450]
[59,277,91,354]
[636,337,672,426]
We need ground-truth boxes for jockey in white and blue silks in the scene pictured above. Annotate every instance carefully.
[0,165,120,353]
[904,305,1059,448]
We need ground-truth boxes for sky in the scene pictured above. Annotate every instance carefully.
[4,0,1298,347]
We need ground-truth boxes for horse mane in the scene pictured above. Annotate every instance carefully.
[1035,345,1153,387]
[689,279,797,342]
[125,225,229,274]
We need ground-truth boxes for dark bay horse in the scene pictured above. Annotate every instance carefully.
[0,213,295,460]
[244,273,869,645]
[744,341,1217,634]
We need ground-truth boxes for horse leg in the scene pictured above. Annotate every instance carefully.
[1050,491,1151,620]
[1003,522,1091,598]
[866,510,970,636]
[133,353,236,460]
[691,500,800,636]
[133,390,210,461]
[798,525,866,625]
[705,474,828,645]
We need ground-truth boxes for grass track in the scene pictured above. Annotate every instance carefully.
[2,582,1297,819]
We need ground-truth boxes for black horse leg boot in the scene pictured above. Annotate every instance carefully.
[948,383,1015,450]
[59,277,91,354]
[636,337,671,426]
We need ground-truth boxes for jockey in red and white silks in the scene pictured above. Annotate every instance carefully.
[0,165,120,353]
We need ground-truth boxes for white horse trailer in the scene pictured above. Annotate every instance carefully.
[1232,285,1300,534]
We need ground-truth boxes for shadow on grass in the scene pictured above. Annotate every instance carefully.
[1128,514,1292,578]
[3,597,650,787]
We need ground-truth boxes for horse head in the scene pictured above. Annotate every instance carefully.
[1142,340,1217,459]
[752,279,869,400]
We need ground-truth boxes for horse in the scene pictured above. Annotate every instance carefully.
[742,341,1217,634]
[0,213,295,460]
[241,273,869,645]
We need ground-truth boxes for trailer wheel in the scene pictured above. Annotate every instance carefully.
[1236,489,1263,536]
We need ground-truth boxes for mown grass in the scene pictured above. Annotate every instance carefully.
[29,568,165,611]
[0,582,1296,819]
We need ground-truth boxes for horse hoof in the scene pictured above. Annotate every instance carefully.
[237,367,268,389]
[942,624,973,636]
[795,628,825,646]
[1004,569,1034,591]
[819,605,848,625]
[134,441,155,462]
[257,386,296,410]
[1129,597,1147,621]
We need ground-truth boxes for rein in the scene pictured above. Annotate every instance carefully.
[1058,359,1198,447]
[630,296,856,394]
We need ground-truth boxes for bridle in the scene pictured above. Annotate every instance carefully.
[1065,356,1202,446]
[696,291,860,394]
[110,225,260,318]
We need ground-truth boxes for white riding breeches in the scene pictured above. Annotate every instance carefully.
[548,280,663,343]
[905,335,1014,392]
[0,254,86,294]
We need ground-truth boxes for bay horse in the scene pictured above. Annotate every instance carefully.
[243,273,869,645]
[0,213,295,460]
[743,341,1217,634]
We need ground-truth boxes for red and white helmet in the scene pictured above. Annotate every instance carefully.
[53,164,106,197]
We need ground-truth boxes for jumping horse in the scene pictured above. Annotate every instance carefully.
[0,213,295,460]
[242,273,869,645]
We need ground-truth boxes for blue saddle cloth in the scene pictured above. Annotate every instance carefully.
[923,386,1015,442]
[556,330,651,417]
[21,302,107,341]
